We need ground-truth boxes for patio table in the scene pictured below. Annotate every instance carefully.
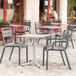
[16,34,51,68]
[41,26,61,34]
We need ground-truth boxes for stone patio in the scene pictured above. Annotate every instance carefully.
[0,33,76,76]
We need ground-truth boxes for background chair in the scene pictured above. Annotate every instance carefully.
[42,31,71,70]
[0,27,28,65]
[42,21,51,26]
[35,21,44,34]
[53,20,62,34]
[35,21,48,43]
[15,20,31,42]
[67,19,76,35]
[0,23,10,44]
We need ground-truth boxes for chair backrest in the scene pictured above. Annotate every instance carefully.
[1,27,14,45]
[21,20,31,26]
[53,20,61,26]
[35,21,41,34]
[35,21,40,28]
[70,19,76,25]
[0,23,10,27]
[42,21,51,26]
[21,20,31,31]
[53,20,61,23]
[56,30,69,49]
[62,30,70,41]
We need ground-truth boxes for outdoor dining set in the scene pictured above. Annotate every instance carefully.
[0,20,75,70]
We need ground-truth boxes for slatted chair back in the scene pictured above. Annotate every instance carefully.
[35,21,41,34]
[21,20,31,32]
[1,27,14,45]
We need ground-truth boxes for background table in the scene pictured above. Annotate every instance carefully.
[41,26,61,34]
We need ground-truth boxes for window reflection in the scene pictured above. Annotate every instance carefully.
[6,0,14,23]
[0,0,23,23]
[6,0,23,23]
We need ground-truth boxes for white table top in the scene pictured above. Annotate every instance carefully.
[16,34,51,38]
[41,26,61,29]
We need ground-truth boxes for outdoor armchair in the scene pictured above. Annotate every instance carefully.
[42,30,71,70]
[0,27,28,65]
[15,20,31,42]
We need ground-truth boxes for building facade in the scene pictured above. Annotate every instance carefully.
[24,0,67,25]
[0,0,67,28]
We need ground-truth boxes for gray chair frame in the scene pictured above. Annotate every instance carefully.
[35,21,48,43]
[53,20,62,33]
[42,31,71,70]
[55,30,74,48]
[15,20,31,42]
[0,27,28,65]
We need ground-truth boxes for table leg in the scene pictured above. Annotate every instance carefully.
[21,38,40,68]
[13,27,16,42]
[32,38,40,68]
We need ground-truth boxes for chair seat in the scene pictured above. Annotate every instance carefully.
[5,42,27,48]
[45,44,65,51]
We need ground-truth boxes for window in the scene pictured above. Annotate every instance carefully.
[0,0,4,21]
[0,0,24,23]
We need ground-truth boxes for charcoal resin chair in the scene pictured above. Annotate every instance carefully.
[67,19,76,35]
[42,30,71,70]
[0,27,28,65]
[35,21,48,43]
[53,20,62,33]
[15,20,31,42]
[35,21,44,34]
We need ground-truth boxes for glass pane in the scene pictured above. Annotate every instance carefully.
[40,0,59,21]
[0,0,4,23]
[6,0,14,23]
[6,0,23,23]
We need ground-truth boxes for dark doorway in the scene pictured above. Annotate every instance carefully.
[1,0,4,8]
[40,0,44,13]
[40,0,45,21]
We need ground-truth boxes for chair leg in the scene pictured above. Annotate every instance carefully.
[26,46,28,62]
[9,47,14,60]
[15,32,17,43]
[46,50,49,70]
[20,37,22,42]
[64,50,71,70]
[18,47,21,65]
[60,51,66,65]
[23,33,25,43]
[42,47,45,66]
[67,42,69,47]
[70,37,74,49]
[23,38,25,43]
[37,38,40,44]
[0,47,6,63]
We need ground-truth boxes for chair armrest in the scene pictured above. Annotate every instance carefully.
[52,40,67,49]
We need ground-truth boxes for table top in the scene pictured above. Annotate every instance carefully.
[16,34,51,38]
[41,26,61,29]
